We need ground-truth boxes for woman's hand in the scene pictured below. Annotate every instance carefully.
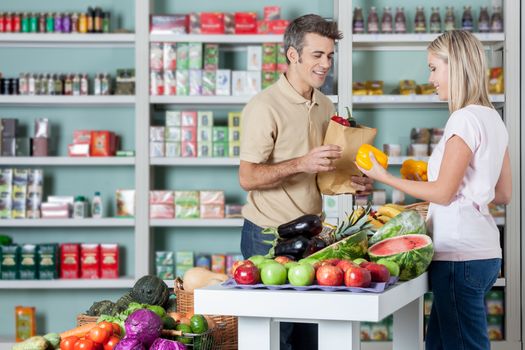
[355,152,391,183]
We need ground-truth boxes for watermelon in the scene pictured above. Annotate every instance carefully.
[368,210,426,246]
[368,234,434,281]
[301,229,370,262]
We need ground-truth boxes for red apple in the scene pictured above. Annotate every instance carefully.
[231,260,255,276]
[234,263,260,285]
[316,265,344,286]
[274,256,293,265]
[364,262,390,283]
[344,265,372,288]
[336,259,356,273]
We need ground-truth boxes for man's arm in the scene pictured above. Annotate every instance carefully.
[239,145,342,191]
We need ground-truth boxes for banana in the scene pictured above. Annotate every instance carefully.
[377,215,392,223]
[378,206,402,218]
[385,203,406,212]
[369,216,385,229]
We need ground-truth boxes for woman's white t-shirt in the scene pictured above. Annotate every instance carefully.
[426,104,508,261]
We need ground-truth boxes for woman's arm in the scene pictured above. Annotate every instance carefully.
[492,148,512,205]
[359,135,472,206]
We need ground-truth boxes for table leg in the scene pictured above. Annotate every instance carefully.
[318,320,360,350]
[393,296,424,350]
[238,316,279,350]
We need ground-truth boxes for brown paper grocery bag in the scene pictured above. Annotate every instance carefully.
[317,120,377,195]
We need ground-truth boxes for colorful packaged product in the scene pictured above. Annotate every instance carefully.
[189,12,201,34]
[247,46,262,71]
[163,70,176,95]
[269,19,289,34]
[234,12,257,34]
[176,70,189,96]
[198,111,214,128]
[181,111,198,127]
[229,142,241,157]
[176,43,189,70]
[264,6,281,21]
[91,131,116,156]
[176,251,194,267]
[116,189,135,217]
[213,126,229,142]
[150,126,165,142]
[232,71,247,96]
[165,142,181,157]
[189,43,203,70]
[195,254,211,270]
[198,142,212,157]
[19,244,37,280]
[150,142,165,157]
[150,43,163,72]
[202,70,216,96]
[37,243,58,279]
[204,44,219,70]
[216,70,231,96]
[80,243,100,279]
[15,306,36,342]
[60,243,80,279]
[181,141,197,157]
[225,204,243,218]
[189,69,203,96]
[200,204,224,218]
[150,14,188,34]
[213,142,228,157]
[156,266,174,279]
[165,127,181,142]
[228,112,241,128]
[100,244,119,278]
[262,43,277,71]
[246,71,261,95]
[150,71,164,96]
[1,244,20,279]
[212,254,226,274]
[201,13,225,34]
[166,111,182,126]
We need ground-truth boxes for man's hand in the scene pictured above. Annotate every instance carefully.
[297,145,342,174]
[351,175,374,195]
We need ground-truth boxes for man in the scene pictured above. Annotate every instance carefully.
[238,14,373,350]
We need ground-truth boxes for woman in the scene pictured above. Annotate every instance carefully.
[357,30,512,350]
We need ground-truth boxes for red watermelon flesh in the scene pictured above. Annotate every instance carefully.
[370,235,427,256]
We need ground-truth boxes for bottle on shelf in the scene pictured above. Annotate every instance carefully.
[80,73,89,95]
[47,74,56,95]
[71,13,79,33]
[444,6,455,31]
[381,7,393,34]
[352,7,365,34]
[46,12,54,33]
[21,12,29,33]
[490,6,503,33]
[39,74,47,95]
[94,74,102,95]
[87,7,94,33]
[414,6,427,33]
[394,7,407,34]
[478,6,490,33]
[367,7,379,34]
[92,192,103,219]
[79,12,87,33]
[102,12,110,33]
[38,13,46,33]
[19,73,28,95]
[72,73,81,96]
[101,73,110,95]
[64,74,73,95]
[429,7,441,33]
[461,6,473,32]
[73,196,88,219]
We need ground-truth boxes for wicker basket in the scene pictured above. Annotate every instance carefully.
[77,314,99,326]
[175,280,238,350]
[404,201,429,219]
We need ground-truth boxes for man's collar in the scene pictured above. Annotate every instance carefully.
[277,74,320,106]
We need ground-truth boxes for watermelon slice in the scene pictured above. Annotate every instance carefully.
[301,229,370,263]
[368,234,434,281]
[368,210,426,246]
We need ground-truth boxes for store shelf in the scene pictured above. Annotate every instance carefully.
[150,33,283,44]
[0,33,135,48]
[0,277,135,290]
[0,95,135,107]
[353,94,504,109]
[0,218,135,227]
[353,33,505,50]
[0,157,135,166]
[388,156,429,165]
[151,95,338,105]
[151,219,244,227]
[151,157,239,166]
[361,341,516,350]
[494,278,506,287]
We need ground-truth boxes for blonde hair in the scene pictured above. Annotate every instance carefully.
[428,30,493,113]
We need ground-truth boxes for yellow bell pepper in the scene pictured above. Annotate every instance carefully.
[355,144,389,170]
[400,159,428,181]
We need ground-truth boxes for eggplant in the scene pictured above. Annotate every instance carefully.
[277,214,322,239]
[274,236,310,259]
[303,236,327,258]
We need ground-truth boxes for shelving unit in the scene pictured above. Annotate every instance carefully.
[0,33,135,48]
[353,94,504,109]
[0,278,135,290]
[150,157,239,166]
[0,157,135,166]
[150,218,243,227]
[0,95,135,107]
[0,218,134,227]
[150,95,338,105]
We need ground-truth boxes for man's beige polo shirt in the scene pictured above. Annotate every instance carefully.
[240,74,336,228]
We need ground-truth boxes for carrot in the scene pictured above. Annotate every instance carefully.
[60,323,98,339]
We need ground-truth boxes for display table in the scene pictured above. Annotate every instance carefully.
[195,272,428,350]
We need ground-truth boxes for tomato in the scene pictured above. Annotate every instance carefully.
[103,336,120,350]
[97,322,114,335]
[110,323,121,336]
[74,339,95,350]
[60,336,80,350]
[87,326,111,345]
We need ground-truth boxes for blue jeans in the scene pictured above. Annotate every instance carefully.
[426,259,501,350]
[240,219,318,350]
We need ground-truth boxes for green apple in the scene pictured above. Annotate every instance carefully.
[288,263,315,286]
[258,259,280,270]
[248,255,267,267]
[352,258,368,266]
[260,262,287,285]
[377,259,400,277]
[284,261,299,271]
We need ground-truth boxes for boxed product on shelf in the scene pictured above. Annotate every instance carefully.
[485,290,504,315]
[229,142,241,157]
[150,14,188,34]
[150,190,175,219]
[383,144,402,157]
[228,112,241,128]
[262,71,279,90]
[156,250,175,279]
[198,111,214,128]
[216,69,231,96]
[176,71,189,96]
[150,72,164,96]
[399,80,417,95]
[116,189,135,217]
[202,70,216,96]
[80,243,100,279]
[181,141,197,157]
[264,6,281,21]
[198,142,212,157]
[100,244,119,278]
[213,142,228,157]
[189,43,203,70]
[234,12,257,34]
[91,131,117,157]
[200,190,225,219]
[41,202,69,219]
[212,126,228,143]
[189,12,201,34]
[37,243,59,280]
[165,142,181,157]
[181,111,197,127]
[150,43,163,72]
[226,254,244,275]
[488,67,504,93]
[176,251,194,277]
[0,169,13,219]
[269,20,289,34]
[150,141,165,158]
[12,169,28,219]
[229,127,241,143]
[60,243,80,279]
[176,43,189,70]
[115,69,135,95]
[189,70,202,96]
[163,70,176,96]
[212,254,226,273]
[182,127,197,143]
[150,126,165,142]
[201,13,225,34]
[174,191,199,218]
[196,254,212,269]
[262,43,278,71]
[165,127,181,142]
[246,71,262,95]
[0,244,20,279]
[19,244,37,280]
[247,46,263,71]
[166,111,182,126]
[204,44,219,70]
[487,315,504,340]
[163,44,177,71]
[225,204,243,218]
[231,71,247,96]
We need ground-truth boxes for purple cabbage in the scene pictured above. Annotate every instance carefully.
[149,338,187,350]
[114,337,145,350]
[124,309,162,347]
